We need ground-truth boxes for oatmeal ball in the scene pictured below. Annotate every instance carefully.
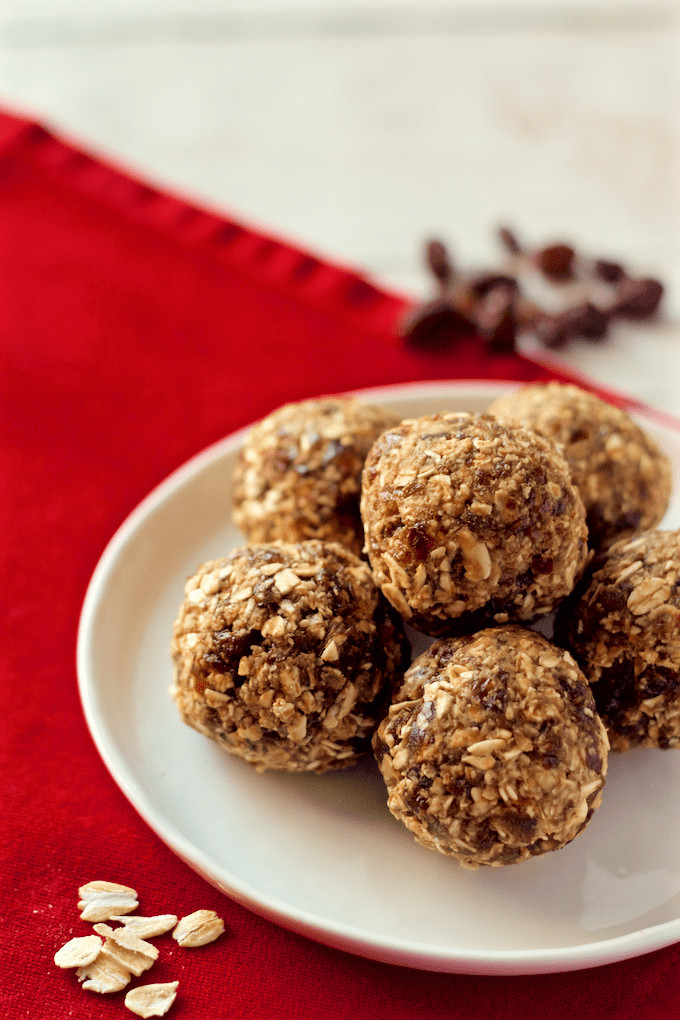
[360,412,588,634]
[373,626,609,868]
[488,382,672,549]
[560,529,680,751]
[170,540,410,772]
[232,397,400,556]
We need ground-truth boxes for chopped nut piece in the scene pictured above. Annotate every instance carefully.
[124,982,179,1018]
[93,924,159,976]
[54,935,103,969]
[172,910,225,948]
[273,567,300,594]
[110,914,179,939]
[76,945,132,994]
[78,880,139,922]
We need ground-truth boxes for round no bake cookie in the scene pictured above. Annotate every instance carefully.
[170,540,410,772]
[373,626,609,868]
[360,412,588,634]
[232,397,399,556]
[560,529,680,751]
[488,382,672,549]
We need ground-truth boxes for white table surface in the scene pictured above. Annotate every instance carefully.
[1,0,678,414]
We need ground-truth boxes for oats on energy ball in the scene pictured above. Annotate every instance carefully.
[560,529,680,751]
[170,540,410,772]
[373,626,608,868]
[488,382,671,550]
[232,397,399,556]
[360,412,588,634]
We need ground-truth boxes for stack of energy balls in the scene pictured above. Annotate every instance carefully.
[170,384,676,870]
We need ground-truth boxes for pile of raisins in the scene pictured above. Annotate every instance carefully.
[401,227,664,353]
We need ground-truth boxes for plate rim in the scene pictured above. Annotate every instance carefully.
[76,378,680,976]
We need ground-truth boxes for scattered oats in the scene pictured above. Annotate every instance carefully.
[110,915,179,939]
[78,881,139,922]
[77,945,132,994]
[172,910,225,948]
[93,924,159,976]
[54,935,103,969]
[124,982,179,1018]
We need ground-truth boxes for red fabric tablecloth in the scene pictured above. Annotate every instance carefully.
[1,109,678,1019]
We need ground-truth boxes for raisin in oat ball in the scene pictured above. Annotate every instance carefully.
[488,382,672,550]
[232,397,399,556]
[360,412,588,635]
[373,626,609,868]
[170,540,410,772]
[559,529,680,751]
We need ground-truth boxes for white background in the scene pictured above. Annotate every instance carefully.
[1,0,678,412]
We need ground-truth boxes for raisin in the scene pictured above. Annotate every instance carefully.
[595,259,625,283]
[425,239,454,286]
[400,299,474,349]
[597,585,628,613]
[593,658,637,721]
[612,277,663,319]
[502,812,537,838]
[212,628,263,672]
[474,284,517,353]
[531,556,554,575]
[643,665,680,699]
[563,301,609,341]
[407,522,434,562]
[468,271,519,299]
[535,313,569,349]
[536,243,575,281]
[497,225,522,255]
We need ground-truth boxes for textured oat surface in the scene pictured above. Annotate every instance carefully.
[360,412,588,634]
[171,540,409,771]
[561,529,680,751]
[489,382,672,550]
[373,626,609,868]
[233,397,399,556]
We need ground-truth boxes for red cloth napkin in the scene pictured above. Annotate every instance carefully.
[1,109,678,1019]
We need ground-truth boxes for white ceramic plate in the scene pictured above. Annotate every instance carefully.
[77,380,680,976]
